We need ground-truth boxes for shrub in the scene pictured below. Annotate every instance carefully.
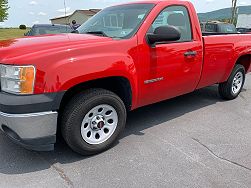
[19,25,27,30]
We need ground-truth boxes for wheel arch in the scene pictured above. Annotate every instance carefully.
[58,76,133,113]
[235,54,251,73]
[221,53,251,83]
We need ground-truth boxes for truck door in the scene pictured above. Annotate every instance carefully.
[138,5,203,106]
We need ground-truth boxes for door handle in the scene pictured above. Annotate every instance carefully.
[184,51,197,57]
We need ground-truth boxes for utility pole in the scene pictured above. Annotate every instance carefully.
[64,0,67,25]
[231,0,238,25]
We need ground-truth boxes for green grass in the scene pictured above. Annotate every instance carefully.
[0,28,29,41]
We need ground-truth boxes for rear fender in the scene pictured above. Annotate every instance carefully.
[221,49,251,82]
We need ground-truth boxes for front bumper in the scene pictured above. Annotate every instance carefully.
[0,111,57,151]
[0,91,65,151]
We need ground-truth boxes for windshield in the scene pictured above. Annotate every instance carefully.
[218,24,237,33]
[77,3,155,39]
[31,25,73,36]
[205,24,217,32]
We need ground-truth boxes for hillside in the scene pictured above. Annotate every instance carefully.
[198,5,251,22]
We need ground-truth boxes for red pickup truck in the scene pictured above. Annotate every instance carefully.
[0,0,251,155]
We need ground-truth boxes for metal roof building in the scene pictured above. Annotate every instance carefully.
[50,9,101,25]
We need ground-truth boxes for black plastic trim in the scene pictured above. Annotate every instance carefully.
[0,91,65,114]
[202,32,241,36]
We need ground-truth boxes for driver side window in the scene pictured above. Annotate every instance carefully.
[148,6,192,42]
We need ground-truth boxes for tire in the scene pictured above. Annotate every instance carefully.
[61,88,127,155]
[218,64,245,100]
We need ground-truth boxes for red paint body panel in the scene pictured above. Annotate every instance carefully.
[197,34,251,89]
[135,1,204,107]
[0,0,251,110]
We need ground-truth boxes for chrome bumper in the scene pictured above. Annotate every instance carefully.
[0,111,58,151]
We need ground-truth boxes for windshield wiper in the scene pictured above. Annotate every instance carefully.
[85,31,109,37]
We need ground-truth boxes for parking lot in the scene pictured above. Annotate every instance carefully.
[0,74,250,188]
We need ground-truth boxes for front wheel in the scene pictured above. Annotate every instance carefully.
[218,64,245,100]
[61,89,127,155]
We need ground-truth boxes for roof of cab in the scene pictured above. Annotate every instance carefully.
[116,0,186,6]
[118,0,161,5]
[107,0,189,9]
[33,24,71,28]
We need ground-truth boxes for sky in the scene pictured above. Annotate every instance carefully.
[1,0,251,27]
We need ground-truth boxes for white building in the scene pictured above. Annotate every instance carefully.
[237,14,251,28]
[50,9,101,26]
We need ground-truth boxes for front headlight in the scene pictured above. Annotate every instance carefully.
[0,65,36,94]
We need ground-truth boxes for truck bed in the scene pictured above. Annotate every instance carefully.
[197,33,251,89]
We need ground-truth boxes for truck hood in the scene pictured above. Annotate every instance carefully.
[0,34,113,61]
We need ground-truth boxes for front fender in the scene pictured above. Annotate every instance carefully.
[34,52,139,109]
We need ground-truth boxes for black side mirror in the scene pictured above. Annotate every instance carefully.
[147,26,181,46]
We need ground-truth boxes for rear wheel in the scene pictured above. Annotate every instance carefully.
[61,88,127,155]
[218,64,245,100]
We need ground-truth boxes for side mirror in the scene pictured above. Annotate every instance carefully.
[147,26,181,46]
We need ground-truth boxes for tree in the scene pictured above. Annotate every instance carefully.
[0,0,9,22]
[219,18,231,23]
[19,24,26,30]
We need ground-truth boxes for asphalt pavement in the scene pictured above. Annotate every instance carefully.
[0,74,251,188]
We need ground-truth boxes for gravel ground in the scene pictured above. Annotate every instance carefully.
[0,74,251,188]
